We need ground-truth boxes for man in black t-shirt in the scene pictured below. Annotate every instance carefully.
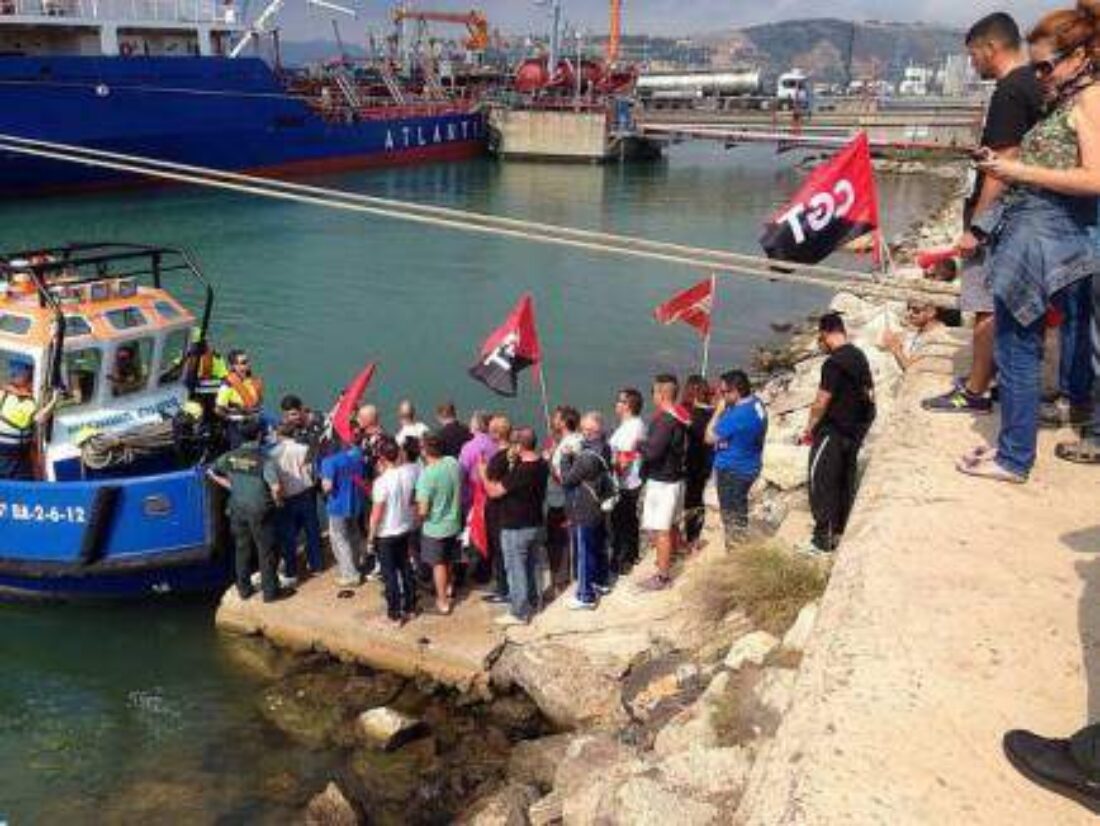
[802,313,875,555]
[924,13,1043,416]
[434,401,472,458]
[485,427,549,626]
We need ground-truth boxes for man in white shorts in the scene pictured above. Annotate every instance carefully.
[638,374,690,592]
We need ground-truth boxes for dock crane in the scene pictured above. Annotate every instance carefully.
[606,0,621,65]
[391,6,491,52]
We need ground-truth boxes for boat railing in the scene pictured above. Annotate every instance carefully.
[302,93,476,123]
[0,0,238,26]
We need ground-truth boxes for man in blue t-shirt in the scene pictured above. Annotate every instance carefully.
[706,369,768,547]
[320,437,368,588]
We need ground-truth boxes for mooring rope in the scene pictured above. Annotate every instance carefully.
[0,133,961,308]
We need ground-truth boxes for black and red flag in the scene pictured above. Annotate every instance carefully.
[760,132,880,265]
[468,293,542,397]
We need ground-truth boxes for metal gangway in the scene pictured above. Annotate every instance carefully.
[378,61,408,106]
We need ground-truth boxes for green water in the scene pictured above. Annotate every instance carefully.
[0,144,947,820]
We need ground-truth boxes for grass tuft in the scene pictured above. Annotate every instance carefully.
[689,543,828,636]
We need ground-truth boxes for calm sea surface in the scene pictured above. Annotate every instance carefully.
[0,144,947,820]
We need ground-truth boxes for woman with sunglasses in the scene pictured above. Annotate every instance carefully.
[958,0,1100,483]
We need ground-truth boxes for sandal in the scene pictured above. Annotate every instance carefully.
[955,455,1027,484]
[1055,439,1100,465]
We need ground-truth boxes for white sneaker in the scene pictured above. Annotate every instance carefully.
[567,597,597,611]
[795,540,832,558]
[592,584,612,596]
[250,571,262,588]
[278,575,299,589]
[493,613,527,627]
[335,575,361,588]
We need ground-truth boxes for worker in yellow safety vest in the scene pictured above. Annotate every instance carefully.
[0,357,58,480]
[215,349,265,448]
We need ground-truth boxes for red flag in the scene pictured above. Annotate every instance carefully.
[654,277,714,337]
[330,361,376,445]
[760,132,880,265]
[466,478,489,559]
[468,294,542,397]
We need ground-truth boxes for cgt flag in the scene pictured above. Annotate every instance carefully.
[760,132,880,265]
[653,277,714,337]
[468,293,542,397]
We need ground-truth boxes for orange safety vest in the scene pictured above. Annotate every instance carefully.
[224,373,264,411]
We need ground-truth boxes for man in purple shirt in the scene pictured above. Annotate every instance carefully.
[458,410,497,515]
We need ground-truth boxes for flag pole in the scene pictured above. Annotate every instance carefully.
[701,272,716,377]
[535,361,553,437]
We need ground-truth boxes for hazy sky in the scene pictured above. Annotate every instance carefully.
[273,0,1057,40]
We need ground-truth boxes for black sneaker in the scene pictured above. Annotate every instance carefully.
[1003,729,1100,814]
[921,386,993,415]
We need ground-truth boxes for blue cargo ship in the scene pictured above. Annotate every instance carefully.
[0,0,486,193]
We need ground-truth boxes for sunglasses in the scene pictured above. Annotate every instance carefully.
[1032,50,1069,79]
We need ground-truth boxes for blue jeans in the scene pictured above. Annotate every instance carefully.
[500,527,539,620]
[1056,277,1094,406]
[715,468,756,540]
[994,297,1046,475]
[277,489,323,576]
[571,522,608,604]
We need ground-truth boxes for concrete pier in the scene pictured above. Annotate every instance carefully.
[216,575,505,693]
[739,344,1100,825]
[488,105,661,163]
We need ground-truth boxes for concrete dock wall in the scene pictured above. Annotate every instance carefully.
[489,108,610,162]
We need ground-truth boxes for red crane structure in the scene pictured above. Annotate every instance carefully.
[391,7,490,52]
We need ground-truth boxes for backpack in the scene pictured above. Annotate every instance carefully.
[580,449,620,513]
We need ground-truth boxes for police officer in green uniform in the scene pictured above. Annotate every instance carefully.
[207,419,292,602]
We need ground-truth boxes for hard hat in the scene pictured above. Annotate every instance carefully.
[8,356,33,377]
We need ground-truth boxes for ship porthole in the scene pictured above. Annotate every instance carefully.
[95,83,110,97]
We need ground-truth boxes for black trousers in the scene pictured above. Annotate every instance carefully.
[486,504,509,597]
[683,471,709,544]
[545,506,571,588]
[808,429,860,551]
[1070,724,1100,776]
[609,487,641,572]
[376,532,416,619]
[231,509,278,599]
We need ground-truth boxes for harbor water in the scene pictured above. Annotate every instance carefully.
[0,144,950,821]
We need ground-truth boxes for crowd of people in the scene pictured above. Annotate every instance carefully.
[205,357,859,623]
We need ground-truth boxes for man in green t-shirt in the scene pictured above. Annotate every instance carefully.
[208,420,291,603]
[415,433,463,615]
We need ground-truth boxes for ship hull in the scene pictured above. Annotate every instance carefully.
[0,56,486,194]
[0,467,233,601]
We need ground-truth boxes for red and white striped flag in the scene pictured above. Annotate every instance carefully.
[653,277,714,337]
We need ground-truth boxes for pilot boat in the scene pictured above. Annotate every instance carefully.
[0,242,232,598]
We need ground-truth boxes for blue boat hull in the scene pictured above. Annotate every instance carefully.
[0,467,232,599]
[0,56,486,193]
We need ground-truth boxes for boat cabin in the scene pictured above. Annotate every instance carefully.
[0,243,212,481]
[0,0,243,57]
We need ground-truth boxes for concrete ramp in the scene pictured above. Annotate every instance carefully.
[739,354,1100,825]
